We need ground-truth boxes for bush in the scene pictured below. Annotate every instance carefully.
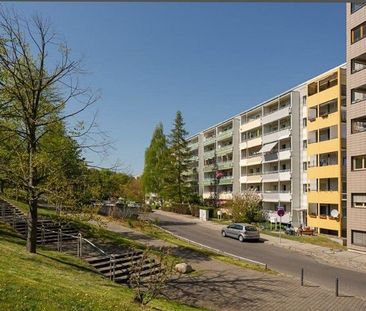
[230,190,264,223]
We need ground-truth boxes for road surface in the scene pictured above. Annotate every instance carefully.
[147,211,366,298]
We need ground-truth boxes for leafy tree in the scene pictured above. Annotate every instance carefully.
[121,177,144,203]
[142,123,169,202]
[164,111,192,204]
[230,190,264,223]
[0,10,98,253]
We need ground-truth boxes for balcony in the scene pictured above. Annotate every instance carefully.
[263,152,278,162]
[203,150,215,159]
[217,129,233,141]
[219,176,233,185]
[219,192,233,200]
[203,178,214,186]
[262,127,291,144]
[266,210,291,223]
[188,142,199,150]
[240,118,262,133]
[262,191,291,202]
[247,137,262,148]
[278,149,291,160]
[203,192,212,199]
[203,165,214,172]
[216,145,233,156]
[240,176,247,183]
[307,191,340,205]
[247,174,262,183]
[218,161,233,170]
[307,215,340,231]
[262,106,291,125]
[190,155,199,162]
[203,137,216,146]
[240,141,248,150]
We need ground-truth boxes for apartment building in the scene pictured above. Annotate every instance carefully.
[306,67,347,238]
[346,3,366,249]
[187,76,324,227]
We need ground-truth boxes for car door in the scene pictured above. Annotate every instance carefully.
[234,224,243,238]
[226,224,236,237]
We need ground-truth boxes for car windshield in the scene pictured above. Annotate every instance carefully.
[245,226,257,232]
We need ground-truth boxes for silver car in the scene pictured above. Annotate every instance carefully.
[221,223,260,242]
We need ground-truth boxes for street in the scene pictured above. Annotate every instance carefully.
[148,210,366,299]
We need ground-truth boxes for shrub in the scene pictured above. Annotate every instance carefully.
[230,190,264,223]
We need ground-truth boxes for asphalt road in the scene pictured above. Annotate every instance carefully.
[148,211,366,298]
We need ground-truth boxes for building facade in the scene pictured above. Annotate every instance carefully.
[306,67,347,237]
[346,3,366,250]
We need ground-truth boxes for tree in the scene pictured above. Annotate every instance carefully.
[0,10,98,253]
[230,190,264,223]
[164,111,192,204]
[142,123,169,202]
[121,177,144,203]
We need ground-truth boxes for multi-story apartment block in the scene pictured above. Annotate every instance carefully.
[346,3,366,250]
[186,64,345,229]
[306,67,347,238]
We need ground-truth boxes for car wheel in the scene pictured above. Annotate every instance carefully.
[238,235,244,242]
[222,231,226,237]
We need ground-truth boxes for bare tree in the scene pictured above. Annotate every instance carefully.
[0,9,98,253]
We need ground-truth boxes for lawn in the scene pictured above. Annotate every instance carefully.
[261,229,346,250]
[0,222,205,311]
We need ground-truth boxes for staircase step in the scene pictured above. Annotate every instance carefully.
[114,265,162,284]
[85,250,143,265]
[98,258,153,274]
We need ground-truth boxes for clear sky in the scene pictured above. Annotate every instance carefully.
[9,3,345,175]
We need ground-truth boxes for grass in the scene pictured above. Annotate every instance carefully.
[0,222,206,311]
[261,229,346,250]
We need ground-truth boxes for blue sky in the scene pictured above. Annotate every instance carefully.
[9,3,345,175]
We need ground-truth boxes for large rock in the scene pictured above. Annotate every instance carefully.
[175,262,193,274]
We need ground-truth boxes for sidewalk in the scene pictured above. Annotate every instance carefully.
[150,209,366,274]
[98,217,366,311]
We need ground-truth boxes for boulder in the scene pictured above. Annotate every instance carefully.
[174,262,193,274]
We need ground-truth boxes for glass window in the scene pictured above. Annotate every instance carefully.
[352,22,366,44]
[351,53,366,73]
[352,194,366,208]
[351,85,366,104]
[352,230,366,247]
[351,116,366,134]
[351,3,366,14]
[352,155,366,170]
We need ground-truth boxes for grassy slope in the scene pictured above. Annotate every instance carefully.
[0,223,204,311]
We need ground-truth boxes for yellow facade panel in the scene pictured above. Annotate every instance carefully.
[307,216,341,231]
[307,112,340,131]
[307,166,341,179]
[307,87,339,108]
[307,191,340,205]
[307,139,340,156]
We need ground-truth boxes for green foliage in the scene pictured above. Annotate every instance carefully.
[163,111,193,204]
[230,190,264,223]
[142,123,169,199]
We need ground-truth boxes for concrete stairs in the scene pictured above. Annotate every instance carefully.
[0,198,164,285]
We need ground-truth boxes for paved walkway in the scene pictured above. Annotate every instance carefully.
[96,218,366,311]
[151,210,366,274]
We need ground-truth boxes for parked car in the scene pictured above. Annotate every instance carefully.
[221,223,260,242]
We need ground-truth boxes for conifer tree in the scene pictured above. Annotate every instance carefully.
[165,111,192,204]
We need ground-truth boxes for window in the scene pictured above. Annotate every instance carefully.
[303,184,308,193]
[351,22,366,44]
[308,82,318,96]
[319,99,337,117]
[309,155,317,167]
[319,178,338,191]
[308,107,317,122]
[303,140,307,149]
[308,130,318,144]
[351,85,366,104]
[352,230,366,247]
[319,73,338,92]
[352,155,366,170]
[303,162,307,171]
[319,125,338,142]
[351,52,366,73]
[351,116,366,134]
[351,2,366,13]
[352,194,366,208]
[302,95,307,106]
[319,152,338,166]
[303,118,307,127]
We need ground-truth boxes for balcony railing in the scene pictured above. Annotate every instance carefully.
[217,129,233,141]
[203,137,216,146]
[217,161,233,170]
[216,145,233,155]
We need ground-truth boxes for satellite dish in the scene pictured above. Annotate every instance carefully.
[330,209,339,218]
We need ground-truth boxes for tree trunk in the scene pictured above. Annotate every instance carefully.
[26,197,38,253]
